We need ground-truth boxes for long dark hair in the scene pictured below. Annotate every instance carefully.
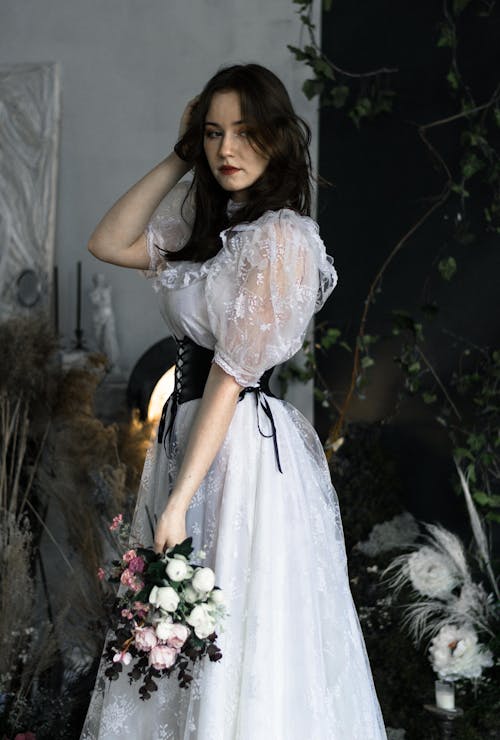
[167,63,312,262]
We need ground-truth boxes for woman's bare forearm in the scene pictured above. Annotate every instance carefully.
[88,151,190,267]
[166,363,243,514]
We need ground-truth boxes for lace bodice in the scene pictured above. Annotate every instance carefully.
[145,181,338,387]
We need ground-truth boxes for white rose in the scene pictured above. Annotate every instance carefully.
[149,585,180,613]
[186,603,216,639]
[156,619,175,641]
[209,588,225,606]
[182,583,200,604]
[166,558,190,582]
[192,567,216,594]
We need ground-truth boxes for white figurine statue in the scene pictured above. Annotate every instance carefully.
[89,273,121,374]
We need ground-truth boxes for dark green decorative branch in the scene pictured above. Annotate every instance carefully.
[288,0,398,127]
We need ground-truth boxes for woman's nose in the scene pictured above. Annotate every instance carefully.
[219,133,234,158]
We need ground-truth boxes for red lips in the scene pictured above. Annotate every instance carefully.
[219,166,240,175]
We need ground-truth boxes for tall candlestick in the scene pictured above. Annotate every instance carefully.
[76,261,82,332]
[53,265,59,336]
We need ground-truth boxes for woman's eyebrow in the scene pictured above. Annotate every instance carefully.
[204,119,246,127]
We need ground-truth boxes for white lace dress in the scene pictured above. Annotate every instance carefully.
[80,182,388,740]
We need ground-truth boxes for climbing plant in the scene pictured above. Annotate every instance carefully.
[285,0,500,520]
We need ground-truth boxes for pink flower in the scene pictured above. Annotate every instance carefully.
[122,549,137,563]
[128,556,145,574]
[121,608,134,620]
[109,514,123,531]
[131,578,144,593]
[97,567,106,581]
[148,644,177,670]
[14,734,36,740]
[120,568,134,587]
[134,626,158,652]
[133,601,149,618]
[166,623,190,650]
[120,568,144,593]
[113,649,132,665]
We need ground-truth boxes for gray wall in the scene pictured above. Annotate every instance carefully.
[0,0,319,414]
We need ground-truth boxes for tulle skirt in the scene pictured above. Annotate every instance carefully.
[80,394,387,739]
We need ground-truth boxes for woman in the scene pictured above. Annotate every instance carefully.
[81,63,387,739]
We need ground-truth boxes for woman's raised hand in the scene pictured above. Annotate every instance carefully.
[178,96,200,140]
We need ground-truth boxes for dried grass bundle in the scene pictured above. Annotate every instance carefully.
[0,512,59,727]
[0,316,57,404]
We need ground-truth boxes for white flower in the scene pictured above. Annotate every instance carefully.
[192,567,216,594]
[407,546,459,599]
[429,624,494,681]
[209,588,225,606]
[155,619,175,641]
[149,585,180,613]
[166,558,191,582]
[186,603,216,639]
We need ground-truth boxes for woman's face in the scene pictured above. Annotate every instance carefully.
[203,90,269,202]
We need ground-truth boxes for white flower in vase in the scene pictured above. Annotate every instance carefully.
[429,624,494,681]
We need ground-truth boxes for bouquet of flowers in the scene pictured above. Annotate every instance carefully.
[98,514,225,700]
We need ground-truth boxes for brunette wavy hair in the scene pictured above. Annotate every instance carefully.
[166,63,313,262]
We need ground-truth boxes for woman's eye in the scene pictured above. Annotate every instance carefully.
[238,130,248,138]
[205,130,222,139]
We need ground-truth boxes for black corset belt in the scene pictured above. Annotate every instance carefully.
[157,336,283,474]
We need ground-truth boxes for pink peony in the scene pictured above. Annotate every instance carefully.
[148,644,177,670]
[128,556,145,574]
[109,513,123,531]
[134,626,158,652]
[121,608,134,620]
[97,567,106,581]
[122,549,137,563]
[166,623,190,650]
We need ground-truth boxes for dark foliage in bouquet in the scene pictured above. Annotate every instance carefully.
[100,518,225,700]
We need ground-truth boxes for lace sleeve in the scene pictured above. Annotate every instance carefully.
[205,209,338,387]
[145,180,194,272]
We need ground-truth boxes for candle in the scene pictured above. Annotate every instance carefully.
[53,265,59,336]
[435,679,455,710]
[76,261,82,332]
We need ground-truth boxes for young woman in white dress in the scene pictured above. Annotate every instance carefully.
[80,63,388,740]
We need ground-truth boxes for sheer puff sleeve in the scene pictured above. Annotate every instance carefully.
[144,180,194,273]
[206,208,338,387]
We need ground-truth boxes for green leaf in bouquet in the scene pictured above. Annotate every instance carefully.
[136,547,159,563]
[133,585,152,603]
[146,560,169,583]
[167,537,194,559]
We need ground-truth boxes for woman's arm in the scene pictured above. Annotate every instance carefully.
[153,363,243,553]
[87,152,190,269]
[88,97,198,269]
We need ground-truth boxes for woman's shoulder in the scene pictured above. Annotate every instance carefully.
[223,207,320,241]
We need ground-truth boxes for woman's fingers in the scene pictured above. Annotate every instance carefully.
[153,511,187,553]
